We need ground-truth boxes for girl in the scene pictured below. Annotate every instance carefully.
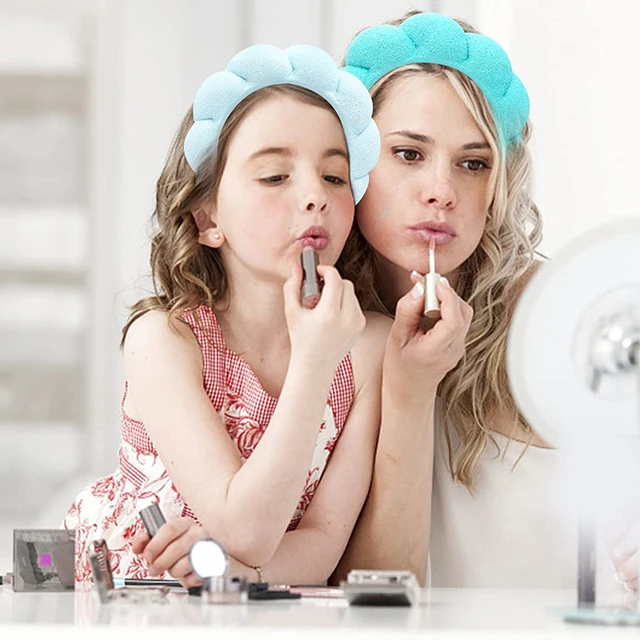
[335,10,631,591]
[63,43,390,587]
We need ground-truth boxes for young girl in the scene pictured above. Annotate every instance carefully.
[335,10,632,592]
[63,43,389,587]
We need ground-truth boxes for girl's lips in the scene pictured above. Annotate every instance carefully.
[408,228,455,246]
[299,237,329,251]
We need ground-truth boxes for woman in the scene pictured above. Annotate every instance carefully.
[335,10,635,592]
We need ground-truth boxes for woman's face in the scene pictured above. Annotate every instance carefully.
[357,73,494,293]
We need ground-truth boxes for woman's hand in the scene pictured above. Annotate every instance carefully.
[283,260,366,374]
[606,515,640,592]
[384,271,473,402]
[132,517,209,588]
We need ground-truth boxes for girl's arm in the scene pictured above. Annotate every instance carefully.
[123,267,365,568]
[333,278,472,586]
[136,311,391,585]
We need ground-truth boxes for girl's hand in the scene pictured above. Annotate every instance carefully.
[384,271,473,402]
[283,260,366,373]
[132,517,209,588]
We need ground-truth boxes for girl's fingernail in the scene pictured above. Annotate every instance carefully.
[614,547,634,559]
[411,281,425,300]
[411,270,422,278]
[615,572,627,584]
[440,277,450,288]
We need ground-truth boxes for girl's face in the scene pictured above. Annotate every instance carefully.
[357,73,493,291]
[207,95,354,284]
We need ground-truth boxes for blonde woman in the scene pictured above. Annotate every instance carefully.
[335,11,633,591]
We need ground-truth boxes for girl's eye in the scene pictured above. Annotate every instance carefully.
[324,175,347,185]
[394,149,422,163]
[460,159,490,172]
[261,175,287,184]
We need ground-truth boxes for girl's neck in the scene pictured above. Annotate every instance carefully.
[213,273,290,358]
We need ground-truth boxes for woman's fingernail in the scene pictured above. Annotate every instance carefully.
[411,281,425,300]
[411,270,422,278]
[440,277,450,288]
[614,547,634,559]
[615,572,627,584]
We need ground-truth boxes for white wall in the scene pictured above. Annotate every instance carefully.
[475,0,640,256]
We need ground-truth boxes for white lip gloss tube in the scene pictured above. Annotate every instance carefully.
[424,237,441,320]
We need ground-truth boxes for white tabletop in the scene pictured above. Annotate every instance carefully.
[1,584,638,638]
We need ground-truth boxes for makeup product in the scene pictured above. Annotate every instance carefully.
[424,237,442,320]
[340,570,419,607]
[301,247,321,309]
[139,503,166,537]
[12,529,75,592]
[189,538,242,604]
[89,539,168,604]
[113,577,183,589]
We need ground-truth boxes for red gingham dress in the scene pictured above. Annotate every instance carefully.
[63,306,354,581]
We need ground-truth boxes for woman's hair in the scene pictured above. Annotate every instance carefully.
[121,84,385,346]
[365,11,544,490]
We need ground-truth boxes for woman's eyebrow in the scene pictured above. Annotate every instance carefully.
[461,141,491,151]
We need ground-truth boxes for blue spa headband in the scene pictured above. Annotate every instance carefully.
[342,12,530,147]
[184,44,380,204]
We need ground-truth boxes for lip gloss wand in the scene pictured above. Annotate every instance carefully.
[424,236,442,320]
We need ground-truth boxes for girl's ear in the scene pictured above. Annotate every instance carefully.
[192,208,224,248]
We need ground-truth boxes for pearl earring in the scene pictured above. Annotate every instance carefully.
[213,233,220,240]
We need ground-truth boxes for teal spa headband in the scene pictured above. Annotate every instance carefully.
[184,44,381,204]
[342,12,530,147]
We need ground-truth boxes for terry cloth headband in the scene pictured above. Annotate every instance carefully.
[342,12,529,146]
[184,44,380,204]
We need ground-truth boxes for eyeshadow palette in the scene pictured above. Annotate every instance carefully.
[12,529,75,592]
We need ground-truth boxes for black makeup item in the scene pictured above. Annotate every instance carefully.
[139,503,166,537]
[301,248,321,309]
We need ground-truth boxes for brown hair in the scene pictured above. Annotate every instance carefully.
[357,11,544,490]
[121,84,385,347]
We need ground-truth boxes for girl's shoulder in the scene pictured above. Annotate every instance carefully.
[122,309,202,371]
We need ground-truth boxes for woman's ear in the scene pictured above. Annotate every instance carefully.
[192,208,224,248]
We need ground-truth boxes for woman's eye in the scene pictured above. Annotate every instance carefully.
[324,175,347,185]
[395,149,422,163]
[461,159,490,172]
[261,175,287,184]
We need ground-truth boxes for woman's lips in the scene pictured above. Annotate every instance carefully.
[299,237,329,251]
[408,228,455,246]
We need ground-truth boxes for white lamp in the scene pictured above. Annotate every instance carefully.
[507,218,640,619]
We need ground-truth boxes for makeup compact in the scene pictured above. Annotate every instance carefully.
[12,529,75,592]
[301,248,321,309]
[341,570,420,607]
[188,538,244,604]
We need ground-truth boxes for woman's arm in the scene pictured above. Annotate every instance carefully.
[334,277,473,586]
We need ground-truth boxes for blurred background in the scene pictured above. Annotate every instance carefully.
[0,0,639,570]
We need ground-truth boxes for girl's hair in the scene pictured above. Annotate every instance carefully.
[365,11,544,490]
[121,84,385,347]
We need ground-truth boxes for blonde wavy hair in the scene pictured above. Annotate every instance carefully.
[364,11,544,490]
[121,84,383,346]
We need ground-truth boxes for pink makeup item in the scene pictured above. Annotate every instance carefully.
[424,237,442,320]
[301,247,321,309]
